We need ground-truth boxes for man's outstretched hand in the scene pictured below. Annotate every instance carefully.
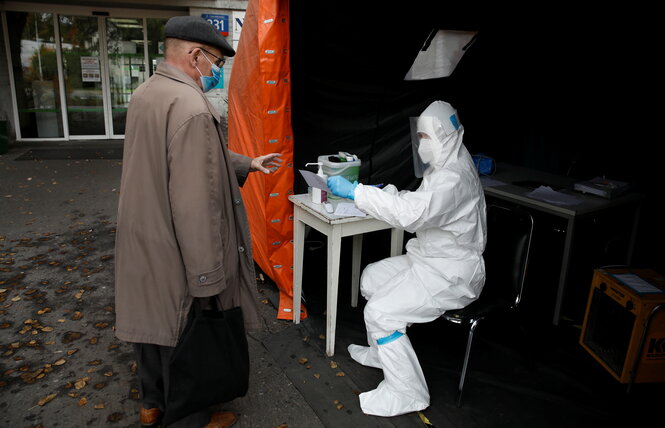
[251,153,283,174]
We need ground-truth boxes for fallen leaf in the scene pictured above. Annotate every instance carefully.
[11,296,20,302]
[94,322,109,329]
[53,359,66,366]
[329,361,338,369]
[74,379,87,389]
[297,357,308,365]
[71,311,83,320]
[89,337,98,344]
[103,371,114,377]
[67,348,78,356]
[313,373,321,379]
[418,412,433,426]
[78,397,87,406]
[62,331,82,344]
[41,326,54,332]
[74,290,84,299]
[336,403,344,410]
[94,382,106,390]
[0,322,11,328]
[45,341,55,345]
[335,372,345,377]
[107,412,124,422]
[319,334,325,340]
[88,359,102,366]
[37,393,57,406]
[93,403,105,409]
[37,307,52,315]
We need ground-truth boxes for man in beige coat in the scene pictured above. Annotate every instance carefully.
[114,16,280,428]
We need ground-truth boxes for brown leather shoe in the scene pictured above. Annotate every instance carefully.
[204,411,238,428]
[139,407,162,427]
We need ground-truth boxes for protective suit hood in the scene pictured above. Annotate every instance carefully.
[416,101,464,174]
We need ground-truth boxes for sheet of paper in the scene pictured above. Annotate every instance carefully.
[333,202,367,217]
[526,185,581,206]
[612,273,664,294]
[299,169,331,192]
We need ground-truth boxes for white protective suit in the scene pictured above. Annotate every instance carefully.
[349,100,487,416]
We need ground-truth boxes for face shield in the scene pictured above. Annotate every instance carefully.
[411,101,461,177]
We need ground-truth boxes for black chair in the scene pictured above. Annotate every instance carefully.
[442,203,534,407]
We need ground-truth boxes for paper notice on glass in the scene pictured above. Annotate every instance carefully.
[526,186,581,206]
[334,202,367,217]
[612,273,664,294]
[299,169,331,192]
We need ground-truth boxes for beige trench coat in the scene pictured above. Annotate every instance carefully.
[114,63,260,347]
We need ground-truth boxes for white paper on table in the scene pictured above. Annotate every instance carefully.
[299,169,331,192]
[526,185,581,206]
[612,273,664,294]
[334,202,367,217]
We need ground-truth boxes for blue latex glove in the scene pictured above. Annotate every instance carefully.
[327,175,358,200]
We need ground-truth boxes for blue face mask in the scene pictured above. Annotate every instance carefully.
[196,52,221,92]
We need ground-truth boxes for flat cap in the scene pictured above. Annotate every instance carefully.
[164,15,235,57]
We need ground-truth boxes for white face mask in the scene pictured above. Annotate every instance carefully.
[417,136,436,165]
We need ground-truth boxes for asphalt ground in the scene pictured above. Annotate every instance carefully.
[0,144,424,428]
[0,144,319,428]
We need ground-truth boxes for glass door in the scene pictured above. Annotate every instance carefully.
[58,15,106,137]
[5,11,65,139]
[106,17,147,136]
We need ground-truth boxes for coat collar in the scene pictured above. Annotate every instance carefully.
[155,62,221,123]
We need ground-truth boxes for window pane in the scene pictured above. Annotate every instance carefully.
[147,18,167,77]
[107,18,146,135]
[59,15,105,136]
[6,12,64,138]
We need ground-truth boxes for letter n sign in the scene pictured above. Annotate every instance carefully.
[201,14,229,36]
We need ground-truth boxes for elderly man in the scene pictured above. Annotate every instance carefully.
[114,16,280,428]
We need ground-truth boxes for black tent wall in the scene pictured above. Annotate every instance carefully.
[289,2,662,276]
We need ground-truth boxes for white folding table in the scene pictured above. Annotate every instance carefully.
[289,194,404,356]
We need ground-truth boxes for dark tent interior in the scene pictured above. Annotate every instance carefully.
[285,2,662,426]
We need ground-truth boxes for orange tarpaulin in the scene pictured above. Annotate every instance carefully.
[228,0,305,320]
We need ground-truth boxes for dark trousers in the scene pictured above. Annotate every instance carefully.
[133,343,209,427]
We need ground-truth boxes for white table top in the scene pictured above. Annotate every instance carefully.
[288,194,374,224]
[483,162,644,218]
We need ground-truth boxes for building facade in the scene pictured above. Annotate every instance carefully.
[0,0,247,144]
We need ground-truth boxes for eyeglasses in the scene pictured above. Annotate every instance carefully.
[194,47,226,67]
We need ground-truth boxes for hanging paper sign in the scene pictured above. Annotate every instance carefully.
[80,56,101,82]
[201,14,229,36]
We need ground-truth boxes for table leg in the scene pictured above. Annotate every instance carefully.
[292,208,305,324]
[627,202,642,265]
[552,217,575,325]
[326,226,342,357]
[351,234,363,308]
[390,228,404,257]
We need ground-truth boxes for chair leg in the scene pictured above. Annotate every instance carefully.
[457,318,481,407]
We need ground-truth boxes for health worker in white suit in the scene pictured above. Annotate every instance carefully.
[327,100,487,417]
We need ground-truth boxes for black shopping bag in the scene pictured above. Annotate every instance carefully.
[163,298,249,426]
